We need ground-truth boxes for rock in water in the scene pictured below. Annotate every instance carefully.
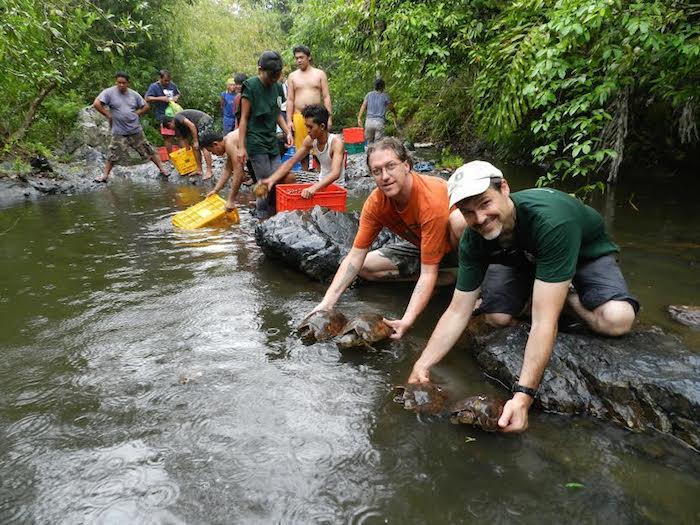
[470,323,700,448]
[668,305,700,330]
[449,395,505,432]
[393,383,448,415]
[254,207,400,282]
[297,309,349,342]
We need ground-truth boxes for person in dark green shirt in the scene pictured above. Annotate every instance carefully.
[237,51,293,193]
[407,160,638,434]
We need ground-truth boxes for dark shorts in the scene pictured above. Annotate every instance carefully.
[376,239,458,278]
[477,254,640,316]
[108,131,155,163]
[247,153,281,182]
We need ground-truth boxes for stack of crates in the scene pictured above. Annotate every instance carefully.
[342,127,365,155]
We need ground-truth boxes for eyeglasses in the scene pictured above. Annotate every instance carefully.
[370,161,403,178]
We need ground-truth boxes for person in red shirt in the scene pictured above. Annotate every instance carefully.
[306,137,466,339]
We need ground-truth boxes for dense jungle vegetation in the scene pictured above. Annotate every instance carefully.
[2,0,699,190]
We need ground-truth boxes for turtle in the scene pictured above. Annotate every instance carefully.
[297,309,349,342]
[393,382,448,415]
[449,395,505,432]
[335,313,393,350]
[253,183,270,219]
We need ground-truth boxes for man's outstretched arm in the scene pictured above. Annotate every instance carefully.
[498,279,570,433]
[384,263,439,340]
[407,288,479,383]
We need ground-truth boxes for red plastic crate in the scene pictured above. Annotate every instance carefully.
[159,145,180,162]
[276,183,347,212]
[342,127,364,144]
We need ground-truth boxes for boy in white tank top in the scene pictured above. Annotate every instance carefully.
[263,104,345,200]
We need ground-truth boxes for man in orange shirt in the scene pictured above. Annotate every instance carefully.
[306,137,466,339]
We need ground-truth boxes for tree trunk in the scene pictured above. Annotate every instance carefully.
[2,82,58,147]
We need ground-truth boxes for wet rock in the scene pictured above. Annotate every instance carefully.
[470,324,700,448]
[30,155,54,173]
[254,206,400,282]
[668,305,700,330]
[63,106,113,154]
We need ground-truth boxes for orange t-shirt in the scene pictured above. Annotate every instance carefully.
[353,173,453,265]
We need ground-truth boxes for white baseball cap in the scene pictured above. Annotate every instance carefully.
[447,161,504,208]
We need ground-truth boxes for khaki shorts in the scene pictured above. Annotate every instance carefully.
[108,131,155,163]
[376,239,458,278]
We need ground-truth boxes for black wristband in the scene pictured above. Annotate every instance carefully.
[512,383,538,398]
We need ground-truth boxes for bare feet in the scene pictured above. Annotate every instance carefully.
[202,171,213,181]
[93,175,108,183]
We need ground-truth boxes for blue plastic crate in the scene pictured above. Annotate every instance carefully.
[281,146,303,172]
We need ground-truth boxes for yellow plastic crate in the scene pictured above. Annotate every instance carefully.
[169,147,198,175]
[172,194,240,229]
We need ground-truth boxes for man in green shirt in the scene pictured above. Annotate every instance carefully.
[408,161,638,433]
[237,51,293,192]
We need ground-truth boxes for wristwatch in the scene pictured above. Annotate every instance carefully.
[512,382,538,399]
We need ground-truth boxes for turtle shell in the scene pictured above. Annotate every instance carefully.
[298,310,349,342]
[336,313,393,349]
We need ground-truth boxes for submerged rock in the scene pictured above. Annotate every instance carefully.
[470,324,700,448]
[254,207,400,282]
[668,305,700,330]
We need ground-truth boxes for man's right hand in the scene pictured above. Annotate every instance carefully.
[207,189,218,198]
[407,362,431,384]
[237,147,247,166]
[357,118,362,127]
[309,301,331,317]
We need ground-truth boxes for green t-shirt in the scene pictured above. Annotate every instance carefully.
[456,188,619,291]
[241,76,285,155]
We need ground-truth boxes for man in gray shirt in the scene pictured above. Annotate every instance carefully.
[358,78,397,143]
[92,71,167,182]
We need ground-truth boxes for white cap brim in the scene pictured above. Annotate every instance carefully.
[447,161,503,207]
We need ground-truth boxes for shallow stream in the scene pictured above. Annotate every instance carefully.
[1,166,699,523]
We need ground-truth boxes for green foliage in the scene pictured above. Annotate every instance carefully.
[168,0,286,119]
[0,0,155,149]
[438,147,465,171]
[290,0,700,190]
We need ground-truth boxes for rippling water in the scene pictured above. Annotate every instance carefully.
[1,176,699,524]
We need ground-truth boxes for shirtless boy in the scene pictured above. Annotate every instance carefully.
[286,45,332,169]
[202,130,244,212]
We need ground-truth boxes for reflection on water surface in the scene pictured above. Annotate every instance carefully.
[0,174,698,524]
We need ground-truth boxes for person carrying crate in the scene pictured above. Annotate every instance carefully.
[201,130,245,212]
[162,109,215,179]
[262,104,345,200]
[304,137,467,340]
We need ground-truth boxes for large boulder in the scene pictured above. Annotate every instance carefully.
[62,106,146,164]
[470,323,700,448]
[254,207,399,282]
